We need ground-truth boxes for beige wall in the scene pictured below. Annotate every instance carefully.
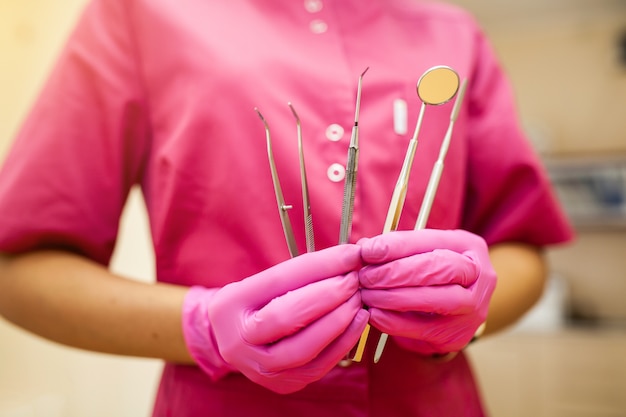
[487,8,626,155]
[1,0,625,416]
[0,0,82,155]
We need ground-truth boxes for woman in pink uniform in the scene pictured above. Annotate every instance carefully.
[0,0,572,416]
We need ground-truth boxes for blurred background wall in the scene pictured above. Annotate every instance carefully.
[1,0,625,416]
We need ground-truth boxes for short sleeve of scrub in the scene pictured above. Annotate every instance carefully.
[460,29,573,246]
[0,0,150,265]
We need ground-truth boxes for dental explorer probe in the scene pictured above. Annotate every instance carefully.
[289,102,315,253]
[256,107,299,258]
[339,67,369,245]
[372,78,468,364]
[339,67,369,364]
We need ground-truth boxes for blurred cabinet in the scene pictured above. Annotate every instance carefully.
[546,155,626,230]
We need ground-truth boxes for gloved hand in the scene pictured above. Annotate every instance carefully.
[358,229,496,356]
[182,244,369,394]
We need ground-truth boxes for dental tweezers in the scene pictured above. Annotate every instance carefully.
[256,103,315,258]
[290,102,315,253]
[256,107,300,258]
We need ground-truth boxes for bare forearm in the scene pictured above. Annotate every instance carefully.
[484,243,547,335]
[0,244,546,358]
[0,250,193,363]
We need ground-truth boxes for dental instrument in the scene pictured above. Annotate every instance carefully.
[371,77,468,363]
[255,107,299,258]
[352,66,461,363]
[415,79,468,230]
[339,67,369,246]
[289,102,316,253]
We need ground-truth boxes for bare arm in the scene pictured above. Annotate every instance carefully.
[0,243,547,358]
[484,242,548,336]
[0,250,194,363]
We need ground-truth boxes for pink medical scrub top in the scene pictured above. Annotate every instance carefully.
[0,0,573,416]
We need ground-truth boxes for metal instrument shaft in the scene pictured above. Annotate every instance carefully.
[339,67,369,245]
[289,102,315,253]
[372,77,467,364]
[351,100,425,363]
[256,107,299,258]
[415,79,467,230]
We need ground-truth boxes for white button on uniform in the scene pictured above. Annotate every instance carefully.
[325,124,345,142]
[309,19,328,34]
[327,163,346,182]
[304,0,323,13]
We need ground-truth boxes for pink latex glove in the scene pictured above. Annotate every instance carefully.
[182,244,369,394]
[358,229,497,356]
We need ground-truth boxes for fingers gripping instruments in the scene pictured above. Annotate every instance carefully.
[256,66,469,364]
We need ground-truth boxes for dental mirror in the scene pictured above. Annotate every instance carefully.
[363,65,462,364]
[417,66,460,105]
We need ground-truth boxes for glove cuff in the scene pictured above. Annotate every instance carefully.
[182,286,236,380]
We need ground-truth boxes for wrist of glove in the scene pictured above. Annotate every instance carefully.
[182,244,369,394]
[182,286,236,380]
[358,229,497,356]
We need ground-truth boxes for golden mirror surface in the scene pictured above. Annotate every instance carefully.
[417,66,460,105]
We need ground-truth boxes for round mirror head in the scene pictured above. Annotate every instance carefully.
[416,66,460,105]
